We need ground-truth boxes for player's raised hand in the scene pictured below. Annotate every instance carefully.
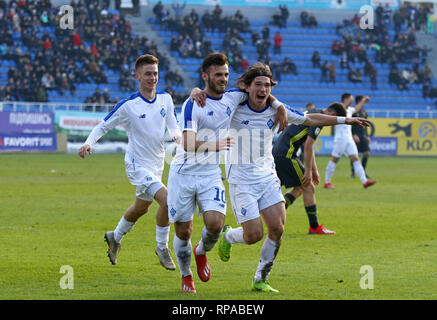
[346,117,370,128]
[274,105,288,133]
[216,137,234,151]
[190,87,207,107]
[78,144,92,158]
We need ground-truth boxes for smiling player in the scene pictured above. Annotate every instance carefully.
[78,54,181,270]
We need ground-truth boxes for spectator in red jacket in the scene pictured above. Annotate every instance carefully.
[72,32,81,47]
[273,31,283,55]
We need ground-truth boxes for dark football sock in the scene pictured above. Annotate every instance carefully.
[305,205,319,229]
[284,193,296,209]
[362,156,368,170]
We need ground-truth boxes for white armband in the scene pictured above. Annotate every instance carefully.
[337,116,346,124]
[271,99,283,109]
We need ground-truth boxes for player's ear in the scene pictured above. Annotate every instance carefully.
[201,72,208,82]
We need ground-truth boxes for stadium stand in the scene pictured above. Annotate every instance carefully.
[148,2,437,113]
[0,0,188,106]
[1,0,436,115]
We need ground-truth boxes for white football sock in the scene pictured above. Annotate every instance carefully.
[225,227,247,244]
[195,226,221,255]
[254,237,281,282]
[173,235,192,278]
[353,160,367,184]
[325,160,337,184]
[114,216,135,243]
[156,225,170,250]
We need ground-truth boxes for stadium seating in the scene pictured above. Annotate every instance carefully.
[150,18,436,112]
[0,4,185,105]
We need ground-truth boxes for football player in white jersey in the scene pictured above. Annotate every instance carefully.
[215,63,371,292]
[167,54,288,293]
[78,54,181,270]
[324,93,377,189]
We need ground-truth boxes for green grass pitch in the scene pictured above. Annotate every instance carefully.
[1,153,436,300]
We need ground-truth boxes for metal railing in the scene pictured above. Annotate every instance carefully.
[1,101,437,118]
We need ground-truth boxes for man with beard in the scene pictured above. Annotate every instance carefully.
[167,53,288,293]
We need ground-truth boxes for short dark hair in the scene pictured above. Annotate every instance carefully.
[306,103,315,109]
[201,53,228,73]
[355,95,364,105]
[341,93,352,102]
[327,102,346,117]
[135,54,159,72]
[237,62,277,89]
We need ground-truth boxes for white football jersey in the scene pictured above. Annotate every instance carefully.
[334,106,356,141]
[85,91,181,172]
[171,89,247,176]
[226,102,306,184]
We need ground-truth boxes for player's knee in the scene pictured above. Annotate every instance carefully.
[206,223,223,235]
[176,224,193,241]
[244,229,263,244]
[268,224,284,241]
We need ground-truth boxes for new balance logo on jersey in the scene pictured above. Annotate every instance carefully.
[267,119,274,129]
[207,111,214,116]
[241,120,250,125]
[139,114,146,119]
[160,108,166,117]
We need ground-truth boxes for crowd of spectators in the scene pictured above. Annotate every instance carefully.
[0,0,186,103]
[332,2,435,97]
[155,1,251,74]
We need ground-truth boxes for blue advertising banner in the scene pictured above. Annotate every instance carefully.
[369,137,398,155]
[0,111,55,134]
[314,136,397,155]
[0,133,57,151]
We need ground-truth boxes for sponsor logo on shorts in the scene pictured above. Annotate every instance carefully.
[170,208,176,216]
[241,208,247,216]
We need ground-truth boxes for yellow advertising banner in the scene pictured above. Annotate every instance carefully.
[370,118,437,156]
[321,118,437,156]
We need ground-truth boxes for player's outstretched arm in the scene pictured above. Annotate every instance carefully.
[304,113,370,128]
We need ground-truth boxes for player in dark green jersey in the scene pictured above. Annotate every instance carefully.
[272,102,347,234]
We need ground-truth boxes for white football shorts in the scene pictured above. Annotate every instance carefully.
[331,138,359,158]
[125,162,164,202]
[229,177,284,225]
[167,166,227,223]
